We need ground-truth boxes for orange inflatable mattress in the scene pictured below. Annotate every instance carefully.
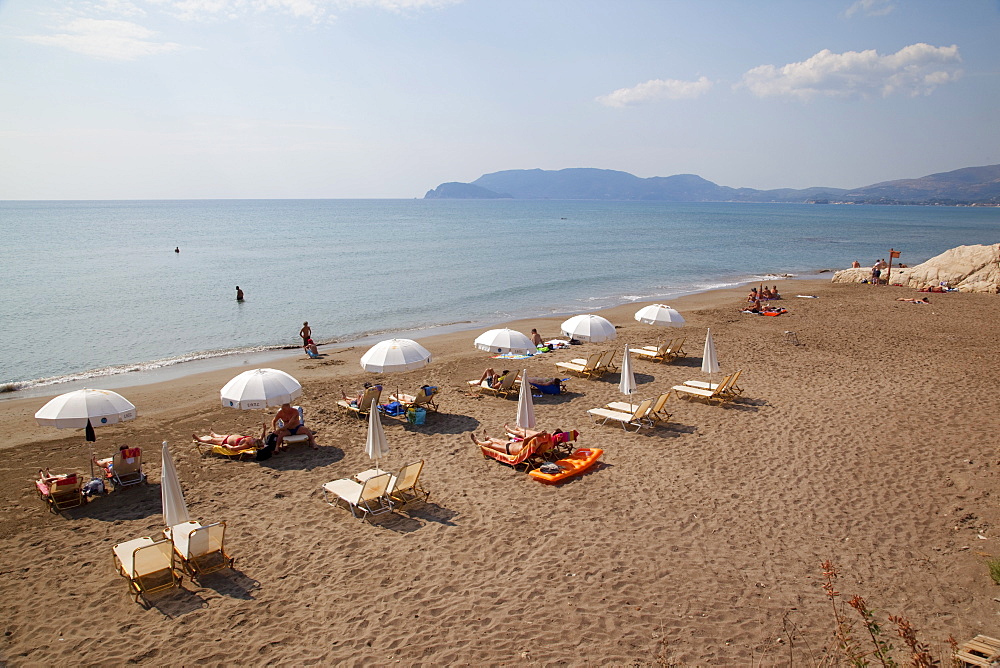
[528,448,603,484]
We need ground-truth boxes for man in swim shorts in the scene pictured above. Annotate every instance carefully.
[272,403,318,450]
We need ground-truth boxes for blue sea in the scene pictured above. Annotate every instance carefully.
[2,199,998,391]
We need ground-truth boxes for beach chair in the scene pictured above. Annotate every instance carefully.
[166,520,234,578]
[322,472,392,520]
[684,369,742,398]
[605,392,672,426]
[468,372,519,398]
[665,337,686,359]
[112,537,181,605]
[555,352,603,378]
[386,460,431,509]
[478,432,555,471]
[672,373,736,404]
[390,386,439,412]
[110,448,145,488]
[337,386,382,418]
[586,399,653,432]
[629,341,673,362]
[598,349,618,373]
[35,472,85,512]
[277,405,309,447]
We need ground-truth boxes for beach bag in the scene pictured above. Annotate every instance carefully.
[381,401,405,417]
[83,478,104,497]
[406,407,427,425]
[256,434,278,461]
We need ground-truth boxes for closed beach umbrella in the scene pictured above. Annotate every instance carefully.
[560,314,617,343]
[161,441,190,529]
[701,328,720,382]
[474,328,535,355]
[516,368,536,430]
[634,304,685,328]
[35,388,137,475]
[618,346,636,396]
[365,403,390,472]
[221,368,302,409]
[360,338,431,373]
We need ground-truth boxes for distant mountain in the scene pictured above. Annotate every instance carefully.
[423,164,1000,205]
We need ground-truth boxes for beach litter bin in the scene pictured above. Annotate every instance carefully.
[406,407,427,425]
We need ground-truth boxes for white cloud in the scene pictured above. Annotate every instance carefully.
[597,76,713,108]
[739,43,962,100]
[20,18,183,60]
[845,0,895,18]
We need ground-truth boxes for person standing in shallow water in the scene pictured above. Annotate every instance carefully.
[236,286,244,301]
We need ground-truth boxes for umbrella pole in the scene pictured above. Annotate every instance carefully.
[89,442,94,478]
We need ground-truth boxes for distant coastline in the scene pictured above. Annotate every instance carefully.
[425,164,1000,205]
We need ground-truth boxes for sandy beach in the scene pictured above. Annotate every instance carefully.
[3,278,1000,665]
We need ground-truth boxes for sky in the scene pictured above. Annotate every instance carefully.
[1,0,998,199]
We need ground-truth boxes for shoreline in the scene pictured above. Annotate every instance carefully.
[3,273,825,402]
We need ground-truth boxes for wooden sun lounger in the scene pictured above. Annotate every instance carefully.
[337,386,382,417]
[586,399,653,431]
[468,372,519,398]
[606,392,672,427]
[672,373,737,404]
[556,352,604,378]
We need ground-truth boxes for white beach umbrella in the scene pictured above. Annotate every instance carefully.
[221,368,302,409]
[560,314,617,343]
[161,441,190,529]
[634,304,686,328]
[618,346,636,396]
[365,403,390,473]
[701,328,720,382]
[474,328,536,355]
[35,388,137,429]
[35,388,138,476]
[360,338,432,373]
[515,368,536,430]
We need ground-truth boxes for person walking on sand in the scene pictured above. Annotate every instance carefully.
[299,322,311,347]
[236,286,244,301]
[871,263,881,286]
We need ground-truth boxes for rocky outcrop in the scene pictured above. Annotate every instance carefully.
[831,244,1000,293]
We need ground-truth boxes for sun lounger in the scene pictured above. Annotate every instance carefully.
[684,369,742,396]
[386,460,431,509]
[322,472,392,520]
[555,352,604,378]
[630,337,686,363]
[478,432,555,470]
[598,349,618,372]
[337,386,382,418]
[390,386,439,412]
[277,405,309,446]
[586,398,653,431]
[605,392,672,427]
[468,372,519,398]
[112,536,181,605]
[166,520,234,578]
[35,472,85,512]
[193,439,257,460]
[672,372,736,404]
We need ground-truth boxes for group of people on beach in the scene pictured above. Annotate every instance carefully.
[193,401,318,453]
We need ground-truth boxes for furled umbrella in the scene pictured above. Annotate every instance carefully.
[360,338,432,373]
[161,441,190,529]
[515,368,536,430]
[365,401,390,474]
[560,314,617,343]
[634,304,686,328]
[221,368,302,409]
[618,346,636,397]
[35,388,137,476]
[701,328,721,384]
[473,328,536,355]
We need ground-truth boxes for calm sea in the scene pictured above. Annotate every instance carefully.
[2,199,998,389]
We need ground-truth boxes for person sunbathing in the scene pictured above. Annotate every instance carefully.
[193,423,266,452]
[897,297,929,304]
[341,383,381,407]
[470,430,551,456]
[476,368,510,389]
[272,402,318,450]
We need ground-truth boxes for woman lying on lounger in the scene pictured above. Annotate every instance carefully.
[469,430,552,456]
[193,423,267,453]
[476,368,510,389]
